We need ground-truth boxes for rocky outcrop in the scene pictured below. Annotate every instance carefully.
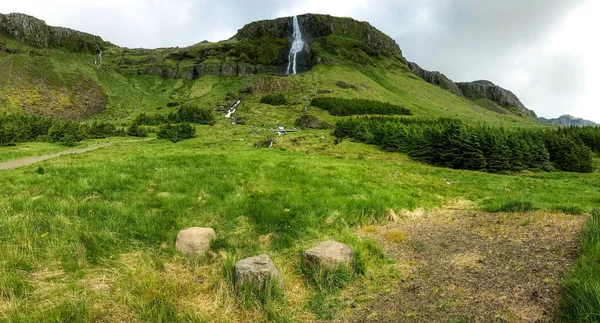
[539,115,597,127]
[0,13,108,52]
[408,62,463,97]
[456,81,537,118]
[235,14,403,57]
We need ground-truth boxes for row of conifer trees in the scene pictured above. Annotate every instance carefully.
[334,117,597,173]
[0,105,214,146]
[0,114,123,146]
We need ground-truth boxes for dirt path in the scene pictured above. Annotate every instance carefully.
[0,143,112,170]
[344,209,585,323]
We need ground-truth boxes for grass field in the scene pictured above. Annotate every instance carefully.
[0,27,597,321]
[1,121,598,321]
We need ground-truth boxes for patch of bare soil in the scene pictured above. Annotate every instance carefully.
[345,210,586,323]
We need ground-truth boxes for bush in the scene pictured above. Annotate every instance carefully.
[0,113,122,146]
[260,94,287,106]
[311,97,412,116]
[157,123,196,143]
[127,123,148,137]
[173,105,216,125]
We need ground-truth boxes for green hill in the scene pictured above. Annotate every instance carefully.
[0,13,542,128]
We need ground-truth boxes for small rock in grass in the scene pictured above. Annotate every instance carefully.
[303,241,354,268]
[234,254,283,288]
[175,227,216,256]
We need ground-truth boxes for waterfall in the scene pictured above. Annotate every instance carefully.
[225,100,241,121]
[286,16,305,75]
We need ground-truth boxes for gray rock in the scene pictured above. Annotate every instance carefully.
[0,13,108,52]
[175,227,216,256]
[456,81,537,118]
[408,61,463,97]
[235,254,283,288]
[303,241,354,268]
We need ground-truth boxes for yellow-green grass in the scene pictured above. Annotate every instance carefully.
[0,123,598,321]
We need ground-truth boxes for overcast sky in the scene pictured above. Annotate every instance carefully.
[1,0,598,122]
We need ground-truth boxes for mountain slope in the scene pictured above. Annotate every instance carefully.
[539,115,597,127]
[0,12,542,128]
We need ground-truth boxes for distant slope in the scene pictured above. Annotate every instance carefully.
[539,115,597,127]
[0,12,543,128]
[408,62,537,119]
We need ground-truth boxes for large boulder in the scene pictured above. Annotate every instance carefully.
[295,115,328,129]
[303,241,354,268]
[234,254,283,288]
[175,227,216,256]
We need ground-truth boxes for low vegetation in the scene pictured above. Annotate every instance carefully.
[133,105,216,126]
[334,116,597,173]
[311,97,412,116]
[561,209,600,322]
[260,94,287,106]
[0,113,124,146]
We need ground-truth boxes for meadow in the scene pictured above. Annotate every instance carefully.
[1,121,599,321]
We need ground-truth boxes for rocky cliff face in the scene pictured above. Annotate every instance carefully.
[0,13,108,52]
[409,62,538,119]
[407,62,463,97]
[456,81,536,118]
[0,12,405,79]
[539,115,597,127]
[236,14,403,56]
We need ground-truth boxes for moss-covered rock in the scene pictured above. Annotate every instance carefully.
[0,13,109,52]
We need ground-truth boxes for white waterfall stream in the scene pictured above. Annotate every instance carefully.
[286,16,305,75]
[225,100,241,123]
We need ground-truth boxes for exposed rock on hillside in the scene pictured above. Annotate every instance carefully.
[407,62,463,97]
[539,115,597,127]
[236,14,403,56]
[0,13,108,52]
[456,81,537,118]
[114,14,407,78]
[409,62,537,119]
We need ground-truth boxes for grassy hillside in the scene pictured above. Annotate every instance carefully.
[1,30,544,130]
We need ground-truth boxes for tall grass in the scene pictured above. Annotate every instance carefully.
[561,209,600,322]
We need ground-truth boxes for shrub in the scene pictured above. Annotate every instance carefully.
[260,94,287,106]
[157,123,196,143]
[311,97,412,116]
[127,123,148,137]
[172,105,216,125]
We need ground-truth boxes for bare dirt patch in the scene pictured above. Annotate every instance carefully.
[345,210,586,322]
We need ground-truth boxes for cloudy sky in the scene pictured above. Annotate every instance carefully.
[1,0,597,122]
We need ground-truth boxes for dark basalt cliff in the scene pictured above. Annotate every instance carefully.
[0,13,108,52]
[408,60,537,119]
[456,81,537,118]
[0,12,405,79]
[407,62,463,97]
